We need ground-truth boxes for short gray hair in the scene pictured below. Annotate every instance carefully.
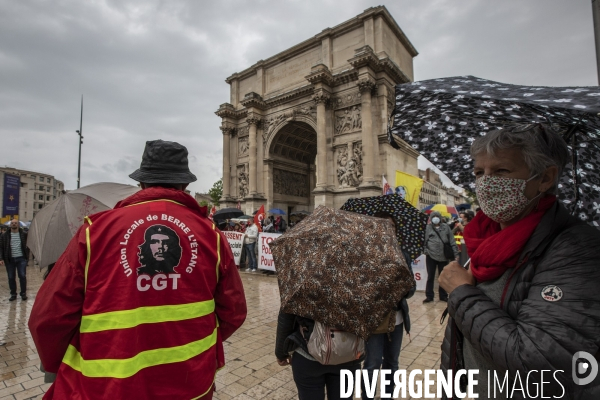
[470,124,569,194]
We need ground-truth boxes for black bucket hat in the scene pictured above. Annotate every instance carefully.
[129,140,197,184]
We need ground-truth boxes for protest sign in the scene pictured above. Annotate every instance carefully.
[258,232,281,271]
[411,254,427,291]
[223,231,244,266]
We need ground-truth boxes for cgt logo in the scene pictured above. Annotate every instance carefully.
[572,351,599,386]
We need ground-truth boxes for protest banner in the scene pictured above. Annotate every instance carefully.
[411,254,427,291]
[3,174,20,217]
[258,232,281,271]
[223,231,244,266]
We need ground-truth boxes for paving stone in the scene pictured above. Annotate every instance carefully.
[0,264,450,399]
[242,384,272,399]
[220,382,248,397]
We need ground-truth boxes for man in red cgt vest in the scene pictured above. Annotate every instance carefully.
[29,140,247,399]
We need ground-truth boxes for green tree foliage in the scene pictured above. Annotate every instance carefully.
[464,188,478,206]
[208,178,223,206]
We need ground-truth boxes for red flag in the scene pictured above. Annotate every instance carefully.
[383,175,393,195]
[208,206,217,221]
[255,205,265,233]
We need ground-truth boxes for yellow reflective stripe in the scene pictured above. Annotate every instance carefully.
[213,224,221,282]
[63,326,218,378]
[191,364,225,400]
[192,382,214,400]
[80,300,215,333]
[124,199,184,208]
[84,220,92,291]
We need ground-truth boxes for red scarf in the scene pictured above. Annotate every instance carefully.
[464,195,556,282]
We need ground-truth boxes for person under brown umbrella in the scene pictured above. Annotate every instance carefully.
[273,206,414,400]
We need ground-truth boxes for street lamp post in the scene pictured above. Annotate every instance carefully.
[76,96,83,189]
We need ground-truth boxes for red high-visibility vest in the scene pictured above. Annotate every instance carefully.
[49,196,226,399]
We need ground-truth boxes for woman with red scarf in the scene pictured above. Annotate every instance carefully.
[438,124,600,399]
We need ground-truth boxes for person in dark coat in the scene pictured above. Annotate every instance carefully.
[275,312,361,400]
[423,210,459,303]
[438,124,600,399]
[361,212,416,400]
[0,219,29,301]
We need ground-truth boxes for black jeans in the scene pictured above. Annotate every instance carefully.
[291,352,360,400]
[425,255,448,301]
[5,256,27,296]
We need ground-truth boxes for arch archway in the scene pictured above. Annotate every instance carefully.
[266,121,317,218]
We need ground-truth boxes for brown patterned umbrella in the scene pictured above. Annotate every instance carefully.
[269,205,415,340]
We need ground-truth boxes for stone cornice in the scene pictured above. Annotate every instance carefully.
[215,103,237,119]
[333,69,358,85]
[215,103,247,121]
[305,64,334,86]
[378,57,411,84]
[224,5,417,82]
[347,47,410,85]
[264,85,314,108]
[241,92,266,110]
[348,46,379,71]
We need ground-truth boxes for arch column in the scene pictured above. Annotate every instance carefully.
[313,90,330,188]
[306,63,334,208]
[246,114,261,196]
[357,77,380,196]
[358,78,377,186]
[219,126,234,200]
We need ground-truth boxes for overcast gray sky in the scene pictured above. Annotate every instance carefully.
[0,0,596,194]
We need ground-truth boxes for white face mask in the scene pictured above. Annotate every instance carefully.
[431,217,440,225]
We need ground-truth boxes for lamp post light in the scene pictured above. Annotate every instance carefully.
[76,96,83,189]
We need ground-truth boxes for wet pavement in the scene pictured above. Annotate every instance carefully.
[0,265,450,399]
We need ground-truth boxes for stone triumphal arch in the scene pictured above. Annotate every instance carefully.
[216,6,420,216]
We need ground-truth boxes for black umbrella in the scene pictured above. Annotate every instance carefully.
[455,203,472,212]
[212,207,244,221]
[388,76,600,228]
[341,194,428,262]
[290,210,311,216]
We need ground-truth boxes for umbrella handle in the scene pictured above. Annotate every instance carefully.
[463,257,471,270]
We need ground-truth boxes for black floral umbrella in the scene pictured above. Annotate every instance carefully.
[387,76,600,228]
[340,194,428,262]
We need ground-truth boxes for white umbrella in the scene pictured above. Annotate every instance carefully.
[27,182,140,269]
[3,220,28,228]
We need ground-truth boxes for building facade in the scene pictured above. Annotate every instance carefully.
[0,167,65,222]
[194,192,213,205]
[418,168,468,211]
[216,6,419,216]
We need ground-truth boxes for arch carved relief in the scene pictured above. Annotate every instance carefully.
[336,142,363,188]
[238,136,249,156]
[237,164,249,198]
[263,105,317,152]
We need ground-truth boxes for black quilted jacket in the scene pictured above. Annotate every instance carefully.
[441,201,600,399]
[0,229,29,264]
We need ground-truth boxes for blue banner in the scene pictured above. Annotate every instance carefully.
[3,174,20,217]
